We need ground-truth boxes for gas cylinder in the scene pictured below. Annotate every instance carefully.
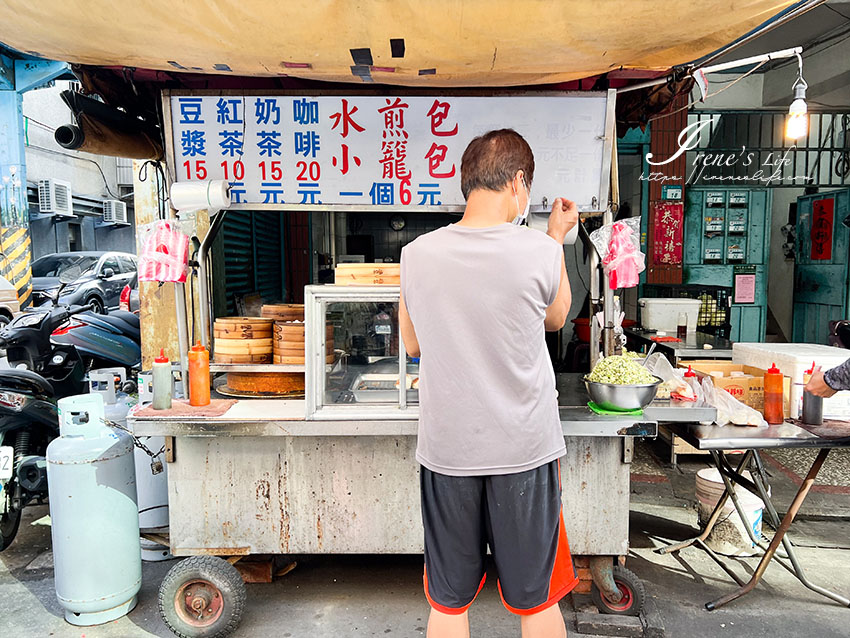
[47,393,141,625]
[89,369,171,560]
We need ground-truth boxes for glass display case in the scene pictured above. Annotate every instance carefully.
[305,285,419,420]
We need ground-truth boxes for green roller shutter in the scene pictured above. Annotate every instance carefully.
[220,211,286,316]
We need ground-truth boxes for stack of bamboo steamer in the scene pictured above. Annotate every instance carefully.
[262,304,334,364]
[213,317,273,363]
[335,263,400,285]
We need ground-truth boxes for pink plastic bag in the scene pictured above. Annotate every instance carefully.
[138,220,189,283]
[601,220,645,289]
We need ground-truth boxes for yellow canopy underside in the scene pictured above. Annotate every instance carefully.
[0,1,794,86]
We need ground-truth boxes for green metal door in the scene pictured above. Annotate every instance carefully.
[683,187,771,342]
[793,189,850,344]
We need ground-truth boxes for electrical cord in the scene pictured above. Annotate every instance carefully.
[25,143,125,200]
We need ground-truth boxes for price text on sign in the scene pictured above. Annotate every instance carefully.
[169,95,609,209]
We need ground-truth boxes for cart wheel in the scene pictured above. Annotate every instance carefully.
[158,556,247,638]
[591,565,645,616]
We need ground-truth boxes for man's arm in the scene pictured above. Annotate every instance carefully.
[399,291,421,357]
[544,250,570,332]
[544,197,578,332]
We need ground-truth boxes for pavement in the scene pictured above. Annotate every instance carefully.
[2,439,850,638]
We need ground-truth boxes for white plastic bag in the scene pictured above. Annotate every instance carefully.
[701,377,768,427]
[644,353,698,402]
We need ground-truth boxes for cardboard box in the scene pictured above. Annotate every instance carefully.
[678,361,791,418]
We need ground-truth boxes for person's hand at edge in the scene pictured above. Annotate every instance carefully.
[805,367,838,398]
[546,198,578,245]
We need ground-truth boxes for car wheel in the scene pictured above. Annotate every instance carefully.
[87,297,105,314]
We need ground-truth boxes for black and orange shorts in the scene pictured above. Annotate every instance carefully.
[420,458,578,615]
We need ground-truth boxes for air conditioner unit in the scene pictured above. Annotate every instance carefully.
[37,179,74,217]
[103,199,128,224]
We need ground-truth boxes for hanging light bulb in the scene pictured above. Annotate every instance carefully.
[785,54,808,140]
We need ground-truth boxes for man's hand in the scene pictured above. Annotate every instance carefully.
[805,368,838,398]
[547,198,579,244]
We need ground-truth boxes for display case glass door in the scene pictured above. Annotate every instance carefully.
[305,285,418,419]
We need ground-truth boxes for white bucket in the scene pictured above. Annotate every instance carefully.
[696,468,766,557]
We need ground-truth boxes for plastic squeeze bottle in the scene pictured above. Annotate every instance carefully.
[684,365,701,397]
[152,348,172,410]
[188,340,211,407]
[802,361,824,425]
[763,363,784,425]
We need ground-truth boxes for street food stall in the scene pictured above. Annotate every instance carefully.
[123,87,728,636]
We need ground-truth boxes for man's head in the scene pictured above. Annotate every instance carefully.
[460,129,535,203]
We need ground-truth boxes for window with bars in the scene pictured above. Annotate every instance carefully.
[685,110,850,188]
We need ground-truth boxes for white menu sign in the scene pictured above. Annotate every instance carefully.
[169,94,610,210]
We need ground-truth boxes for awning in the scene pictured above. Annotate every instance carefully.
[0,1,797,87]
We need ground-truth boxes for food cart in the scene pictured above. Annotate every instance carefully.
[128,88,722,637]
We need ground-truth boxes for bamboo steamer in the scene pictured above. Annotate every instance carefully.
[273,321,333,358]
[335,263,400,285]
[262,304,305,321]
[214,353,274,364]
[273,354,335,364]
[214,316,274,362]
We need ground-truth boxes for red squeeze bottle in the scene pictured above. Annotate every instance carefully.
[763,363,784,425]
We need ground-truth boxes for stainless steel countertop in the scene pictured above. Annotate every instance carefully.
[667,421,850,450]
[625,328,734,360]
[130,374,715,438]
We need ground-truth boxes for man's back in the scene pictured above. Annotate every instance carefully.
[401,221,565,476]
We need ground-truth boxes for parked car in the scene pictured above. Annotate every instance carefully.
[0,275,21,326]
[31,251,137,314]
[119,273,140,314]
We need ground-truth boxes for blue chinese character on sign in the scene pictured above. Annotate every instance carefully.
[292,98,319,125]
[216,98,243,124]
[180,130,206,157]
[219,130,244,157]
[229,181,247,203]
[417,183,442,206]
[297,183,322,204]
[255,98,281,125]
[369,182,394,205]
[178,98,204,124]
[260,182,285,204]
[257,131,282,157]
[294,131,321,158]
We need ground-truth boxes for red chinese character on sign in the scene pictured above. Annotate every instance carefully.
[332,143,362,175]
[425,143,456,179]
[426,100,458,136]
[376,99,411,180]
[377,98,409,133]
[329,99,365,138]
[380,141,410,179]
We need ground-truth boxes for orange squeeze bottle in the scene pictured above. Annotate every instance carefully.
[188,340,211,406]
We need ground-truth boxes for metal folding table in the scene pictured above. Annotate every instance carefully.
[658,420,850,610]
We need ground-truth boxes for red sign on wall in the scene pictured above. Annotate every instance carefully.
[811,198,835,261]
[653,202,684,265]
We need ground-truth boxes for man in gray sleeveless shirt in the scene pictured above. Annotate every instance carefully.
[400,129,578,638]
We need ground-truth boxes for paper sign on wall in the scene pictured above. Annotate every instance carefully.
[811,197,835,261]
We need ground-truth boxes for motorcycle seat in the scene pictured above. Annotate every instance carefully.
[0,368,54,396]
[81,311,141,341]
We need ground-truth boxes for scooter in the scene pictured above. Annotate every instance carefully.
[0,267,141,550]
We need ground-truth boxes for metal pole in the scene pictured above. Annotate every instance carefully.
[197,209,228,348]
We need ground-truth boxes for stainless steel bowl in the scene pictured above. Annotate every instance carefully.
[583,376,663,411]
